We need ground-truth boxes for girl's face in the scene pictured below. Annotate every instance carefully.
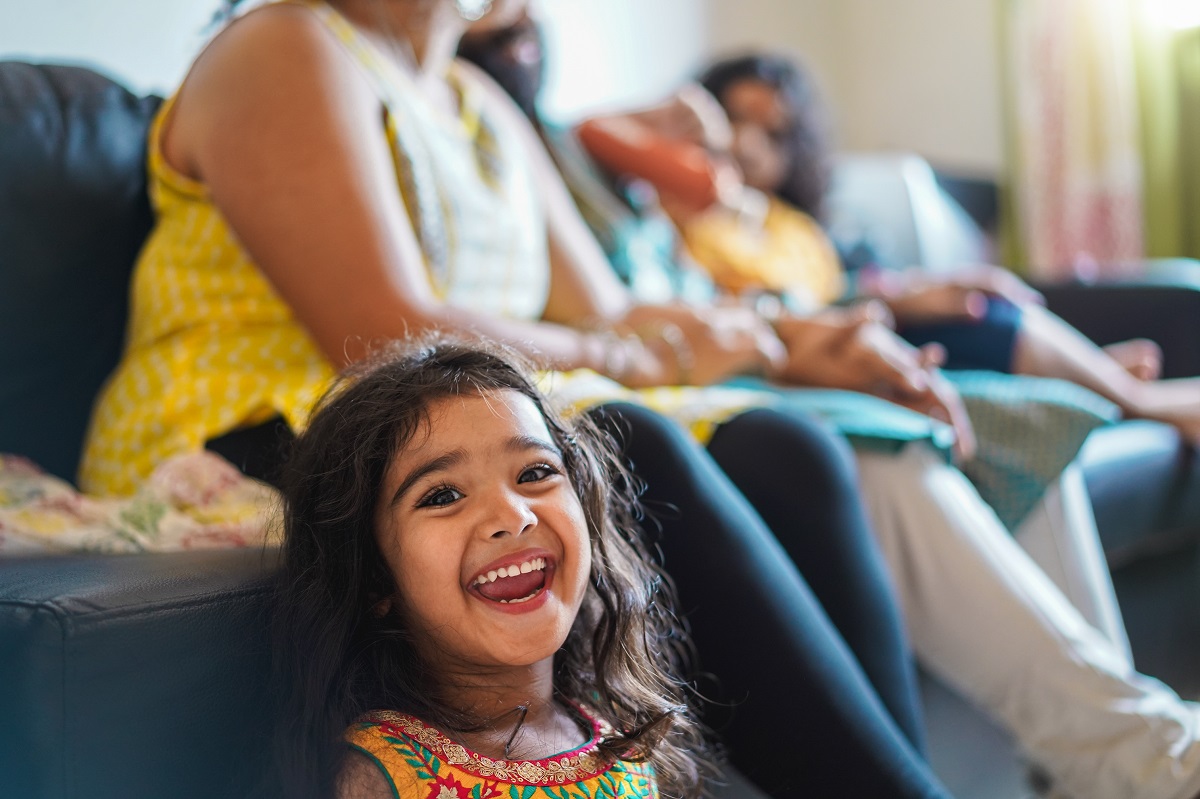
[719,78,793,194]
[375,390,591,672]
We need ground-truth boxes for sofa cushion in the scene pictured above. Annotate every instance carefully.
[0,549,278,799]
[1079,421,1200,563]
[0,62,160,482]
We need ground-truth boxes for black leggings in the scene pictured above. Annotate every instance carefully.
[590,403,950,798]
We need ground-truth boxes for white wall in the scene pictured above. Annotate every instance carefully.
[1,0,1002,176]
[537,0,709,121]
[0,0,709,113]
[708,0,1004,177]
[0,0,214,94]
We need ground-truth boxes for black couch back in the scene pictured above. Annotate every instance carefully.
[0,61,160,482]
[0,63,279,799]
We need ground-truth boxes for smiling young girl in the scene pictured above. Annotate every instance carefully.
[270,337,707,799]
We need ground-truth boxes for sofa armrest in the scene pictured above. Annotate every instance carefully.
[0,549,278,799]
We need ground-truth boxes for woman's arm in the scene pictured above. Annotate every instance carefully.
[168,6,610,372]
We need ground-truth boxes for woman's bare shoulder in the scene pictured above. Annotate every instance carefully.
[184,3,364,104]
[167,2,375,183]
[336,750,396,799]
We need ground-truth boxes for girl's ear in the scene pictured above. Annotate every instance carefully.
[370,597,393,618]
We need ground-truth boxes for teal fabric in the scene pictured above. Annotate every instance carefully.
[952,372,1119,529]
[732,372,1117,530]
[724,376,957,456]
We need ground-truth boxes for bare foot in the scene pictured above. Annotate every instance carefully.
[1104,338,1162,381]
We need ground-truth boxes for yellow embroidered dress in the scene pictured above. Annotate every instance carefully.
[347,710,658,799]
[79,0,767,495]
[79,0,547,495]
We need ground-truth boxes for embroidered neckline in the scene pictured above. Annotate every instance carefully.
[365,706,615,785]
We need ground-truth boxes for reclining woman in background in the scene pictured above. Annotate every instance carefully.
[77,0,1200,796]
[577,50,1200,443]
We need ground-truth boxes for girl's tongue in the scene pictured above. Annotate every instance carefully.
[476,569,547,603]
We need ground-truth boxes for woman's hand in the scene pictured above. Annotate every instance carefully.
[872,264,1044,325]
[772,304,977,459]
[618,303,786,387]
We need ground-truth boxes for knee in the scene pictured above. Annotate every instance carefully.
[587,402,712,483]
[708,407,860,497]
[589,402,690,457]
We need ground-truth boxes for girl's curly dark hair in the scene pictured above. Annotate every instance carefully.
[266,334,708,798]
[700,53,833,221]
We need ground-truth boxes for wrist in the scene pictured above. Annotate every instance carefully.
[637,321,695,386]
[584,329,643,383]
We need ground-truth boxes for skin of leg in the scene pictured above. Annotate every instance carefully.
[1012,305,1200,439]
[856,443,1200,799]
[705,406,926,749]
[588,403,952,799]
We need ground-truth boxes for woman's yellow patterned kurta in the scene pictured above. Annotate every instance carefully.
[79,0,547,495]
[79,0,766,495]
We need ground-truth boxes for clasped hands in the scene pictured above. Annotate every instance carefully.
[771,303,976,459]
[621,301,976,460]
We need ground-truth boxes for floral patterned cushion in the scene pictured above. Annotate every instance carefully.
[0,452,278,554]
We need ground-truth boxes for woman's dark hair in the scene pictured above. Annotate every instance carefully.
[699,53,833,220]
[457,13,546,123]
[268,334,707,798]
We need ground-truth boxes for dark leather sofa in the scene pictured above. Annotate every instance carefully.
[1,61,1197,798]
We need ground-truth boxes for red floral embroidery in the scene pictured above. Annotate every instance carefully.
[377,720,408,739]
[424,773,472,799]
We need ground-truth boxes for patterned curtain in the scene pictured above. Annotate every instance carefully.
[1138,19,1200,260]
[1005,0,1145,279]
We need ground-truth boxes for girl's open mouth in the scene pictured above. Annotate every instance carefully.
[471,556,549,604]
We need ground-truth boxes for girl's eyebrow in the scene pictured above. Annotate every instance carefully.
[505,434,562,458]
[390,450,466,507]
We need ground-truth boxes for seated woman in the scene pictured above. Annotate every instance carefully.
[79,1,1200,797]
[577,50,1200,442]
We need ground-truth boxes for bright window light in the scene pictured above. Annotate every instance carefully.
[1146,0,1200,31]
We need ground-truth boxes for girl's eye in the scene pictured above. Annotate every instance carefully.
[518,463,559,483]
[416,485,463,508]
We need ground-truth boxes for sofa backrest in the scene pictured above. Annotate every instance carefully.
[0,61,160,483]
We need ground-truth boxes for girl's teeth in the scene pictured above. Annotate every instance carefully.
[498,592,539,604]
[473,558,546,586]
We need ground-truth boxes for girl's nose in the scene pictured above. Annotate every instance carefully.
[482,488,537,539]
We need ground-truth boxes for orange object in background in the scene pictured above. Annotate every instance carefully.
[576,117,722,213]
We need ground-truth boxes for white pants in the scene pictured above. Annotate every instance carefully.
[1012,462,1131,664]
[856,444,1200,799]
